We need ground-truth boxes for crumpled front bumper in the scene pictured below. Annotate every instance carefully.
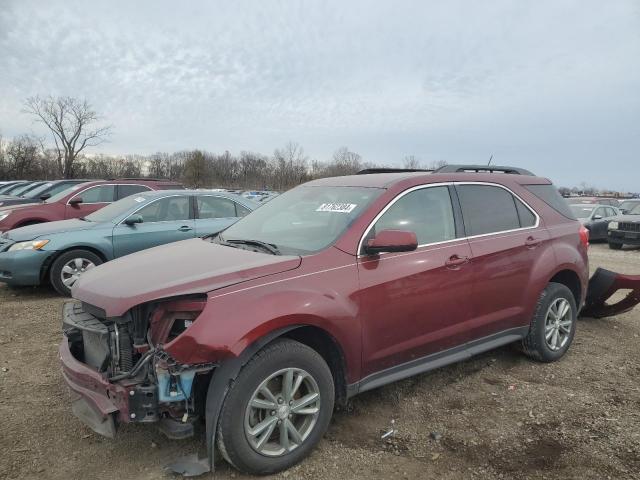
[59,333,131,437]
[582,268,640,318]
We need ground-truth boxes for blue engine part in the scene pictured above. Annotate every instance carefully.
[157,369,197,403]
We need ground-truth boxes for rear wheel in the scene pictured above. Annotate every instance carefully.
[522,282,577,362]
[216,339,334,475]
[608,241,623,250]
[49,249,102,296]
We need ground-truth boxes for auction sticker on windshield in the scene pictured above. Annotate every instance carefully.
[316,203,357,213]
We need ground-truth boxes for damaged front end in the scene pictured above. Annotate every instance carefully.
[582,268,640,318]
[59,297,216,440]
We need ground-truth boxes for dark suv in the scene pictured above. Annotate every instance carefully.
[60,165,589,475]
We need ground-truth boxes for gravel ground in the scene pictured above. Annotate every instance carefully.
[1,242,639,480]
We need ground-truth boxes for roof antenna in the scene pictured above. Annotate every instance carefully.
[488,155,493,166]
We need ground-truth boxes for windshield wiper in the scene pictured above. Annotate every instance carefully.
[226,239,281,255]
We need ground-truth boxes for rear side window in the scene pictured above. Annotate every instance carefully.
[524,184,576,220]
[457,185,532,236]
[117,184,151,200]
[371,186,456,246]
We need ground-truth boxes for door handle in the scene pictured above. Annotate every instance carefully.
[178,225,193,232]
[525,236,542,248]
[445,255,469,269]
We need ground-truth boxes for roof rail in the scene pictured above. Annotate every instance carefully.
[357,168,433,175]
[106,177,177,182]
[433,164,534,175]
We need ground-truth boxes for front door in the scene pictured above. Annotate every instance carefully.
[358,185,473,377]
[112,195,195,257]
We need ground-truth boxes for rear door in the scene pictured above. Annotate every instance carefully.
[194,195,251,236]
[455,183,547,340]
[358,184,474,377]
[65,185,115,218]
[112,195,195,257]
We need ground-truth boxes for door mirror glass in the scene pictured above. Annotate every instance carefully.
[365,229,418,255]
[593,214,603,220]
[39,193,51,201]
[69,197,83,206]
[124,214,143,225]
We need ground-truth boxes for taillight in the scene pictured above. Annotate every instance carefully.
[579,225,590,249]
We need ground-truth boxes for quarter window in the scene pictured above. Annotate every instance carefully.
[135,196,190,222]
[117,184,151,200]
[457,185,534,236]
[72,185,115,203]
[370,186,456,247]
[197,196,239,219]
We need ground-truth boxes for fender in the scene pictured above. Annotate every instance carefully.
[167,325,301,476]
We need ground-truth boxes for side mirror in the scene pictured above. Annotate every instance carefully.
[593,214,603,220]
[364,229,418,255]
[124,214,143,226]
[39,193,51,201]
[69,197,83,206]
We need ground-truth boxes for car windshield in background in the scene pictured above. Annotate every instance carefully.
[45,183,87,203]
[629,204,640,215]
[24,182,56,198]
[620,201,640,211]
[85,195,149,223]
[570,205,594,219]
[219,186,382,255]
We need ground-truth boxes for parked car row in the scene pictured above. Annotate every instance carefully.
[568,200,640,249]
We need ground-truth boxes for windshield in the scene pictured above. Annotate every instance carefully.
[620,200,640,211]
[85,194,150,223]
[219,185,382,255]
[629,204,640,215]
[2,183,29,195]
[45,183,88,203]
[570,205,595,219]
[24,182,55,198]
[11,182,41,196]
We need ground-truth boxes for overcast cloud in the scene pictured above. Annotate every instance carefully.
[1,0,639,190]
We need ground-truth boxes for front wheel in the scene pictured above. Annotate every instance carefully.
[216,339,334,475]
[522,282,577,362]
[608,241,623,250]
[49,249,103,296]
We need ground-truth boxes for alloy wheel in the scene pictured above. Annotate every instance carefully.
[60,258,95,288]
[244,367,321,457]
[544,298,573,351]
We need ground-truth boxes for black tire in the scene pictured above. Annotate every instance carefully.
[608,241,623,250]
[522,282,577,363]
[49,249,103,296]
[216,339,334,475]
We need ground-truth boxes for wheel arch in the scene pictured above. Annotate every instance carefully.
[40,245,109,282]
[548,268,582,308]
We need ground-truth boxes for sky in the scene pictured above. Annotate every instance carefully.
[0,0,639,190]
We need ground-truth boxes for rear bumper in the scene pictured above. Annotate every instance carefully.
[0,249,51,286]
[59,333,130,436]
[608,230,640,245]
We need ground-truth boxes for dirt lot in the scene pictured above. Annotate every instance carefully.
[1,243,639,480]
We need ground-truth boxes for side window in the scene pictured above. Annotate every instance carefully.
[72,185,115,203]
[197,196,238,219]
[117,184,151,200]
[606,207,617,217]
[457,185,522,236]
[515,197,536,227]
[371,186,456,246]
[236,203,251,217]
[135,196,189,223]
[594,207,606,219]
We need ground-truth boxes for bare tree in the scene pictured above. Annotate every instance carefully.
[403,155,421,169]
[23,96,112,178]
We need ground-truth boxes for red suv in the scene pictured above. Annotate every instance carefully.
[60,165,589,475]
[0,178,183,232]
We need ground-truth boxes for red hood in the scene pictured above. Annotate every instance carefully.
[72,238,301,317]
